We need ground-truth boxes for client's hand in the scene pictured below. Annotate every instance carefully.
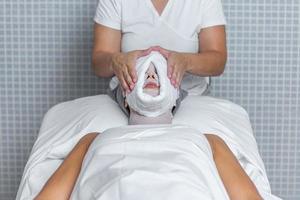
[112,49,153,93]
[151,46,189,88]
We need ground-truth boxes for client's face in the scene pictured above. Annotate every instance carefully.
[143,63,160,97]
[125,60,174,125]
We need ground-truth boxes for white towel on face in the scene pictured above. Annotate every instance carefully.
[126,52,179,117]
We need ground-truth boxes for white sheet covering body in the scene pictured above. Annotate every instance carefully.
[71,125,229,200]
[16,95,282,200]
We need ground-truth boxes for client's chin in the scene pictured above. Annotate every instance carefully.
[143,87,160,97]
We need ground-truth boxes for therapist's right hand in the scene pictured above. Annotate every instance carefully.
[111,49,152,93]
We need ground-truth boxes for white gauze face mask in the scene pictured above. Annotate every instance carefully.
[126,52,179,117]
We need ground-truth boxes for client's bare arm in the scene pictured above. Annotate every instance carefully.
[205,134,263,200]
[35,133,98,200]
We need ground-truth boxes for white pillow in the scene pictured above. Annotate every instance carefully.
[39,94,250,137]
[39,95,128,137]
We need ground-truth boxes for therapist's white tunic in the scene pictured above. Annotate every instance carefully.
[94,0,226,95]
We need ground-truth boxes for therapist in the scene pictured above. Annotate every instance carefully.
[92,0,227,95]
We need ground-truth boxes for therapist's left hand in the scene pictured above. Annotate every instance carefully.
[151,46,189,88]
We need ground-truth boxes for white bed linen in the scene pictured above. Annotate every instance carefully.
[16,95,282,200]
[71,124,229,200]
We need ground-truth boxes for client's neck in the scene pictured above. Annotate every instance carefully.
[128,108,172,125]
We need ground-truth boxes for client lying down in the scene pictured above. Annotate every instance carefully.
[35,52,262,200]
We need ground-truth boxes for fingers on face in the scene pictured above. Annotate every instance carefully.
[138,48,153,58]
[127,64,137,83]
[123,68,134,90]
[171,70,177,86]
[168,61,178,87]
[167,63,173,79]
[138,50,148,58]
[119,75,129,92]
[151,46,161,51]
[146,46,169,58]
[159,48,170,59]
[131,70,137,83]
[117,65,130,92]
[126,48,183,91]
[170,66,183,88]
[176,74,183,88]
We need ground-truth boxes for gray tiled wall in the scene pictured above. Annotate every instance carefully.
[0,0,299,199]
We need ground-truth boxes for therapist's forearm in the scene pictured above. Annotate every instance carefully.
[92,51,116,78]
[184,50,227,76]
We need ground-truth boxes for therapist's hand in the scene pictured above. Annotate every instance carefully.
[112,49,152,93]
[151,46,189,88]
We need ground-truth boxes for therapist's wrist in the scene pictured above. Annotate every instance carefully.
[179,52,193,73]
[111,52,122,73]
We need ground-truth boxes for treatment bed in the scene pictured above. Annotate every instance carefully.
[16,95,281,200]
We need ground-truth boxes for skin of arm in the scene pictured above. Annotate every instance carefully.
[92,23,121,78]
[154,25,227,88]
[92,23,153,93]
[92,23,226,90]
[34,133,98,200]
[186,25,227,76]
[205,134,263,200]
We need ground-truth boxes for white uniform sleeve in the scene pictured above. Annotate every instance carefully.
[199,0,226,31]
[94,0,121,30]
